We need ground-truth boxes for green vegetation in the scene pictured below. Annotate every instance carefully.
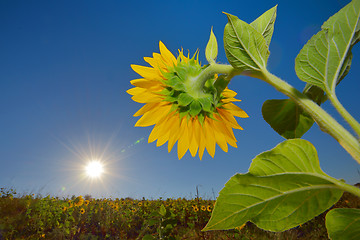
[0,187,359,239]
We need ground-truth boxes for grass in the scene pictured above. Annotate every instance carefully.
[0,187,359,239]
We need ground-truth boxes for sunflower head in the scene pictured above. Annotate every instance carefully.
[160,51,224,123]
[127,42,248,160]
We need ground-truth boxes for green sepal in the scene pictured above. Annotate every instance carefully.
[198,97,212,112]
[165,76,185,91]
[189,100,202,117]
[178,93,194,106]
[163,95,178,103]
[198,113,205,125]
[169,103,178,114]
[207,112,218,121]
[162,71,175,80]
[179,109,188,121]
[157,88,173,96]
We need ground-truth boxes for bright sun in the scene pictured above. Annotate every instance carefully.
[85,161,104,178]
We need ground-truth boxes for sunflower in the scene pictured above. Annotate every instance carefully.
[80,208,85,214]
[127,41,248,160]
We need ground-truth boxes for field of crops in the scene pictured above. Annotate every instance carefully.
[1,187,359,240]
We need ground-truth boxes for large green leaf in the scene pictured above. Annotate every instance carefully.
[262,99,314,139]
[203,139,343,232]
[262,84,326,139]
[250,5,277,47]
[326,208,360,240]
[223,13,269,73]
[295,0,360,94]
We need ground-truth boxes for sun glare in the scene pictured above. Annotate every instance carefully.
[85,161,104,178]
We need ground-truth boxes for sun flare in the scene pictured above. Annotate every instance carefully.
[85,161,104,179]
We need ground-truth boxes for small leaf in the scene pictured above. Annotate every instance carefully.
[326,208,360,240]
[189,100,202,117]
[250,5,277,46]
[142,234,156,240]
[262,83,328,139]
[204,139,343,232]
[262,99,314,139]
[178,93,194,106]
[295,0,360,94]
[223,13,270,73]
[214,75,230,97]
[205,27,218,63]
[159,204,166,217]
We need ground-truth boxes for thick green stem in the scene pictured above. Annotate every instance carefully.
[327,92,360,139]
[189,63,240,98]
[196,63,238,84]
[334,179,360,198]
[259,69,360,164]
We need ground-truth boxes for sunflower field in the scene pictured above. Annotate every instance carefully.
[1,187,360,240]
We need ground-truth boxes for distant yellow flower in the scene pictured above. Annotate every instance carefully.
[84,200,90,206]
[192,205,199,212]
[128,42,248,159]
[201,205,207,211]
[80,208,85,214]
[207,205,212,212]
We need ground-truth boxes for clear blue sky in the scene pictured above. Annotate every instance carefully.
[1,0,359,199]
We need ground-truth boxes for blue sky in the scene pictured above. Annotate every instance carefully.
[1,0,359,199]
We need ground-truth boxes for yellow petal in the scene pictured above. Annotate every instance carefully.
[217,108,243,130]
[214,114,238,148]
[143,57,157,68]
[135,104,171,127]
[167,115,181,152]
[204,118,216,158]
[192,117,201,146]
[222,88,237,98]
[131,91,164,103]
[187,120,198,157]
[130,78,160,88]
[156,130,170,147]
[221,98,242,103]
[134,102,158,117]
[188,133,198,157]
[126,87,145,96]
[210,119,228,152]
[131,64,162,80]
[152,53,169,71]
[148,114,168,143]
[198,125,206,160]
[177,118,189,159]
[149,113,175,144]
[223,103,249,118]
[159,41,177,67]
